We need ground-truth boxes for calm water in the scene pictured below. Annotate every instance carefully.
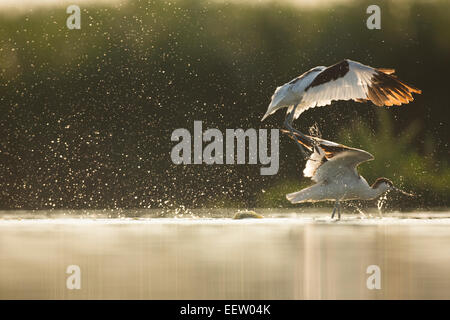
[1,210,449,299]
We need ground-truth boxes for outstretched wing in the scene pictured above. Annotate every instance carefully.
[281,129,367,159]
[262,67,325,121]
[303,145,327,179]
[294,59,422,119]
[281,129,374,182]
[312,149,373,183]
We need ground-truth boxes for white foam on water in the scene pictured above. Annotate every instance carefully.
[1,213,450,226]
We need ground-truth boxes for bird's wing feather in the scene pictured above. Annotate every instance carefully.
[312,149,374,183]
[281,129,368,160]
[281,129,373,183]
[262,67,324,121]
[303,145,327,179]
[261,85,292,121]
[293,59,421,119]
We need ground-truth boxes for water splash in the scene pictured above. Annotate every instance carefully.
[349,202,367,219]
[377,191,390,217]
[173,204,195,218]
[308,122,322,138]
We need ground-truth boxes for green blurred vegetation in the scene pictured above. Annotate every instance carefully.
[257,110,450,209]
[0,0,448,210]
[339,110,450,204]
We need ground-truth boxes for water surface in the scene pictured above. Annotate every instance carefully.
[1,210,449,299]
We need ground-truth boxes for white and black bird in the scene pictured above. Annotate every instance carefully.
[283,130,413,219]
[263,59,421,154]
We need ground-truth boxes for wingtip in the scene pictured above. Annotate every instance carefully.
[377,68,396,75]
[402,80,422,94]
[406,85,422,95]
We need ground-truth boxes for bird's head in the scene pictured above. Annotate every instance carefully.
[372,177,393,192]
[372,177,414,196]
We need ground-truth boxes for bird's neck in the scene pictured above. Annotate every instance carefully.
[365,185,389,199]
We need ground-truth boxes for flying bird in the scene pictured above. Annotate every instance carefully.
[263,59,422,154]
[283,130,413,219]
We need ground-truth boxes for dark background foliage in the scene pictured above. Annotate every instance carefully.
[0,0,448,210]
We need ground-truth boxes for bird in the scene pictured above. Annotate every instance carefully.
[262,59,422,155]
[282,129,414,219]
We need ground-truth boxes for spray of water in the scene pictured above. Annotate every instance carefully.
[349,202,367,219]
[377,191,390,217]
[308,122,322,138]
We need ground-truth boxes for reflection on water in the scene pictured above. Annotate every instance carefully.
[0,210,449,299]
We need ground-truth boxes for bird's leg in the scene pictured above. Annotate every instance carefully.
[284,106,310,157]
[331,200,339,219]
[337,200,341,220]
[331,200,342,220]
[284,108,309,138]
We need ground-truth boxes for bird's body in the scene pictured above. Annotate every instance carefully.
[263,59,422,123]
[288,170,384,204]
[269,59,419,217]
[283,130,412,219]
[263,66,325,121]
